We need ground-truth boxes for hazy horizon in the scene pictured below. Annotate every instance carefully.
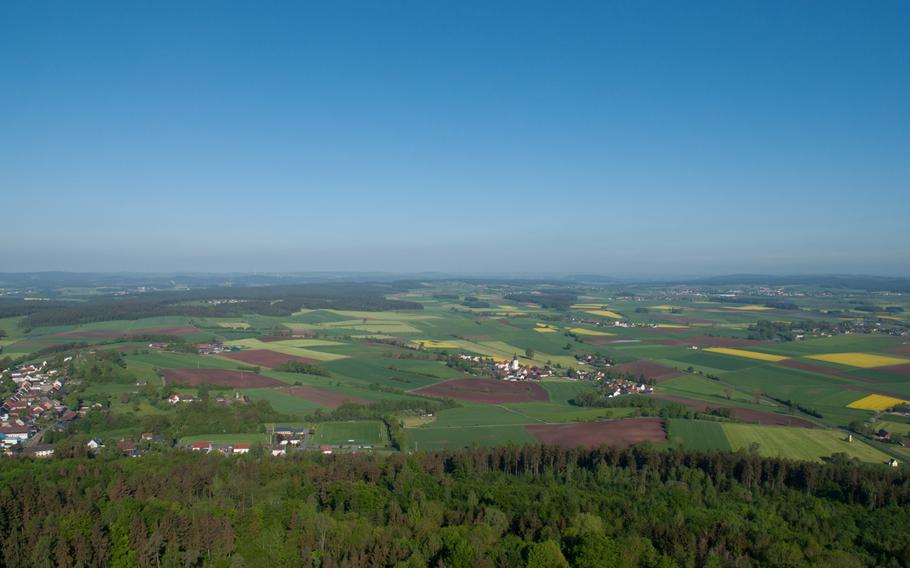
[3,1,908,274]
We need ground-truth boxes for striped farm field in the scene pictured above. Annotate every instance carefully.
[721,423,890,463]
[847,394,909,411]
[570,303,608,309]
[224,338,347,361]
[655,324,688,329]
[569,327,615,337]
[704,347,788,362]
[807,352,910,368]
[585,310,623,319]
[413,339,460,349]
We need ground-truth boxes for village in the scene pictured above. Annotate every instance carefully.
[0,351,370,460]
[0,360,71,458]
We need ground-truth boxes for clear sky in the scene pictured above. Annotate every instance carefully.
[2,1,908,276]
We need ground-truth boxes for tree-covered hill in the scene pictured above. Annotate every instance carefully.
[1,446,908,567]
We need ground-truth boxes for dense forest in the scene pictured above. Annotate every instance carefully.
[0,446,908,567]
[0,283,423,330]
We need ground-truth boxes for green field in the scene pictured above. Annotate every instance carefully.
[6,277,910,465]
[721,423,891,463]
[312,421,388,446]
[666,419,732,451]
[407,425,536,450]
[179,432,270,445]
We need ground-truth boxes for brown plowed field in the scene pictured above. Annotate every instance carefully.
[610,361,682,382]
[875,364,910,378]
[415,378,548,403]
[652,394,816,428]
[279,386,370,409]
[885,345,910,356]
[51,326,200,339]
[221,349,320,368]
[527,418,666,448]
[160,368,284,388]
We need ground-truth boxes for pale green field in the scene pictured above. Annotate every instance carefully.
[0,316,25,348]
[224,338,347,361]
[721,423,891,463]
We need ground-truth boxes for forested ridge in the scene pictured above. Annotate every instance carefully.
[1,446,908,567]
[0,283,422,329]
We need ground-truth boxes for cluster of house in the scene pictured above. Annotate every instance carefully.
[491,358,554,381]
[1,361,74,455]
[574,353,616,366]
[183,426,315,457]
[197,342,237,355]
[188,441,254,455]
[599,377,654,398]
[168,391,249,405]
[79,432,166,458]
[568,317,665,330]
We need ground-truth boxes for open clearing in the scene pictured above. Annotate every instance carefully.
[527,418,666,448]
[807,353,910,368]
[704,347,788,362]
[847,394,909,411]
[416,378,549,404]
[160,368,284,388]
[721,423,891,463]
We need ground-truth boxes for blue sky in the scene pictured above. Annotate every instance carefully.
[2,1,908,276]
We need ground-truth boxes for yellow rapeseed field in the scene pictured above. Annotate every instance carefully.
[847,394,909,411]
[704,347,788,362]
[585,310,623,319]
[569,327,615,336]
[571,303,608,309]
[655,324,688,329]
[649,305,676,310]
[730,305,773,311]
[534,324,558,333]
[807,353,909,368]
